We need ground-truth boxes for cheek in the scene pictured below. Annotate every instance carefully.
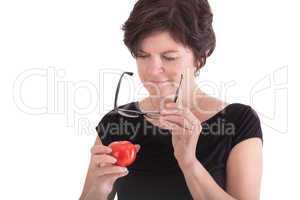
[164,61,187,80]
[165,61,181,71]
[176,61,196,78]
[136,61,147,80]
[137,66,144,79]
[136,58,189,81]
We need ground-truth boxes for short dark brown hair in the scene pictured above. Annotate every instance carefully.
[122,0,216,72]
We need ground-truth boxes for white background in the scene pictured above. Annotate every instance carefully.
[0,0,298,199]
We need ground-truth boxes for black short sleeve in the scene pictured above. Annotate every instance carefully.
[231,105,263,149]
[95,110,116,146]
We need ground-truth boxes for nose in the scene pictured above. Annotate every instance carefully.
[147,56,164,75]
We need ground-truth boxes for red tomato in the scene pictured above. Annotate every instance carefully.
[108,141,137,167]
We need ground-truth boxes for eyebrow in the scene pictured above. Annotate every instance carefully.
[138,49,179,54]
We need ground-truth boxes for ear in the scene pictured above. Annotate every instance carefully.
[197,59,201,68]
[193,57,201,72]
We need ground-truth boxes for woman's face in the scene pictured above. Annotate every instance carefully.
[136,31,199,100]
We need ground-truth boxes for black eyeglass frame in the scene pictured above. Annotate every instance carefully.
[113,71,183,118]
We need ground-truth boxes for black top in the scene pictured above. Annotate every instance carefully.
[96,102,263,200]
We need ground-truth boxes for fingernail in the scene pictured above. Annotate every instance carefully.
[123,168,128,173]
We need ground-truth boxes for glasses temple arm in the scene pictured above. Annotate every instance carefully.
[173,74,183,103]
[114,72,134,108]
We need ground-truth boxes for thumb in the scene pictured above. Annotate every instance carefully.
[135,144,141,152]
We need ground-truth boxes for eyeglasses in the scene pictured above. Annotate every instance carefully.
[113,71,183,119]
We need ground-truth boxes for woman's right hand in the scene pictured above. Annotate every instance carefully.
[80,137,140,200]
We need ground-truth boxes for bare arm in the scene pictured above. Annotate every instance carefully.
[179,138,263,200]
[80,137,120,200]
[226,138,263,200]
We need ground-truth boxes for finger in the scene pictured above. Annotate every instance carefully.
[159,119,194,135]
[95,166,128,177]
[165,102,178,109]
[98,162,116,168]
[161,105,186,118]
[92,154,117,167]
[162,98,177,109]
[162,102,183,113]
[91,145,112,154]
[183,107,200,122]
[159,118,182,131]
[160,115,193,130]
[160,108,190,125]
[180,107,203,133]
[162,107,202,129]
[164,103,195,118]
[161,109,182,116]
[165,102,186,111]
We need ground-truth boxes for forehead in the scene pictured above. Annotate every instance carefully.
[138,31,185,53]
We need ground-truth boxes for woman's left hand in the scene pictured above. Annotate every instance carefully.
[159,102,202,167]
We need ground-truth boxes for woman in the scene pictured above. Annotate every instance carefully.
[80,0,263,199]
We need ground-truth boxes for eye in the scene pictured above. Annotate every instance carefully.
[163,56,177,61]
[136,54,149,59]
